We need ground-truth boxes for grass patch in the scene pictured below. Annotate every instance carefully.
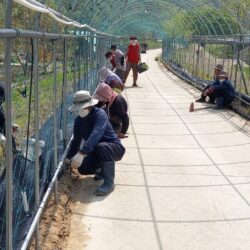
[12,64,86,139]
[243,65,250,80]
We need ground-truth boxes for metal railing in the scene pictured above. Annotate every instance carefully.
[162,35,250,118]
[0,24,121,250]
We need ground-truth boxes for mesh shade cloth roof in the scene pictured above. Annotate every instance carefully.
[52,0,249,37]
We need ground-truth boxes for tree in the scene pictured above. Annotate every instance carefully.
[220,0,250,33]
[165,6,240,38]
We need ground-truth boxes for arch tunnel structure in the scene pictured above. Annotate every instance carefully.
[0,0,250,249]
[4,0,249,37]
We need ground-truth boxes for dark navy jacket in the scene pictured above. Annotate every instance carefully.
[211,79,235,100]
[67,107,121,158]
[0,106,5,134]
[211,78,220,87]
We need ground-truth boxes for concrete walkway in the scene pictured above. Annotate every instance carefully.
[67,49,250,250]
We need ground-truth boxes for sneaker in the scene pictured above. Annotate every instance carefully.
[132,83,138,87]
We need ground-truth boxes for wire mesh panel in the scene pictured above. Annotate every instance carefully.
[162,34,250,117]
[0,30,119,249]
[1,0,249,249]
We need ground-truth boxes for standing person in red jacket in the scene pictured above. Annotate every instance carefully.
[124,36,141,87]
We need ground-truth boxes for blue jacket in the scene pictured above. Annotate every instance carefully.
[211,79,235,100]
[211,78,220,87]
[67,107,121,158]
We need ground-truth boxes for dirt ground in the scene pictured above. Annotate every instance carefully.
[29,170,98,250]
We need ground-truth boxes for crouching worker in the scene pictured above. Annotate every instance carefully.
[199,72,235,109]
[94,82,129,138]
[196,64,224,103]
[66,90,125,196]
[99,67,124,92]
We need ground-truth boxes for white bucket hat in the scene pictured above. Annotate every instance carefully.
[99,67,112,80]
[68,90,98,112]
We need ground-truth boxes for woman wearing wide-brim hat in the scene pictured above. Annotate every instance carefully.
[66,90,126,196]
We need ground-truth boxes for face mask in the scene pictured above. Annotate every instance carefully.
[131,40,137,46]
[78,109,89,118]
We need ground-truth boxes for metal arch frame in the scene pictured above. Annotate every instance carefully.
[78,0,217,35]
[71,0,212,36]
[108,11,201,39]
[102,11,167,33]
[82,2,172,29]
[193,5,234,35]
[164,12,203,38]
[59,0,238,40]
[150,1,233,36]
[58,0,240,36]
[98,1,213,37]
[155,0,224,36]
[110,18,167,38]
[88,0,217,36]
[208,0,247,35]
[60,0,239,36]
[112,15,200,42]
[50,0,232,34]
[100,5,201,35]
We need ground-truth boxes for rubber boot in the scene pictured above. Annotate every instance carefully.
[95,161,115,196]
[214,97,224,109]
[94,168,103,181]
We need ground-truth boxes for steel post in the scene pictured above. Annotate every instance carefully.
[52,40,58,204]
[63,39,68,149]
[33,36,40,250]
[4,1,13,249]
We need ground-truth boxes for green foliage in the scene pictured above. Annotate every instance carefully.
[220,0,250,33]
[0,1,4,28]
[12,65,81,137]
[205,44,234,58]
[243,66,250,80]
[166,6,240,37]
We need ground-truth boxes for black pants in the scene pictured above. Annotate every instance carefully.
[78,142,125,175]
[201,86,233,106]
[110,115,122,134]
[210,89,234,106]
[124,62,138,84]
[115,69,124,82]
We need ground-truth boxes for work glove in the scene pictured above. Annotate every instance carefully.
[71,152,85,169]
